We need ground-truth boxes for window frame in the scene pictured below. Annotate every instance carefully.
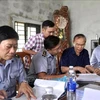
[11,15,42,51]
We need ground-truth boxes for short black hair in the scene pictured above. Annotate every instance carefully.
[42,20,55,28]
[0,25,19,43]
[73,34,86,42]
[44,35,60,50]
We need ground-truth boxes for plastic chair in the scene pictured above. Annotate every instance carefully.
[15,52,31,91]
[16,51,31,66]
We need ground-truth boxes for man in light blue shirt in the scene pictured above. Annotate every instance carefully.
[27,35,66,82]
[90,38,100,68]
[88,38,100,75]
[0,26,36,100]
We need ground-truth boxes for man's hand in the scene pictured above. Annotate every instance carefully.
[94,68,100,75]
[75,66,90,73]
[85,65,95,73]
[16,82,36,100]
[85,65,100,75]
[0,90,7,100]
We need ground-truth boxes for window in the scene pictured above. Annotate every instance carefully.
[14,21,41,51]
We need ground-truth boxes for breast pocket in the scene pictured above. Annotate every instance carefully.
[10,72,19,87]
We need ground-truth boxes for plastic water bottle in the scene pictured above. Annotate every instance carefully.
[66,66,76,100]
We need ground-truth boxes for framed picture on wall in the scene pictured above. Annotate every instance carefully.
[91,39,99,54]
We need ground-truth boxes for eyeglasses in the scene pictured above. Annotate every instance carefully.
[75,43,85,47]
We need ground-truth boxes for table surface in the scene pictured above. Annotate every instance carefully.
[58,92,66,100]
[57,80,100,100]
[12,80,100,100]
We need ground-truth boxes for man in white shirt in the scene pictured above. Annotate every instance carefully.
[90,38,100,68]
[89,38,100,75]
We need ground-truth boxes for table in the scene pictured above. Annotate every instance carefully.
[58,92,66,100]
[12,86,65,100]
[12,76,100,100]
[57,80,100,100]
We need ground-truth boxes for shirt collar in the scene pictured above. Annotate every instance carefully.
[5,58,14,65]
[42,49,54,58]
[0,58,14,67]
[71,47,76,54]
[72,47,84,56]
[40,33,44,38]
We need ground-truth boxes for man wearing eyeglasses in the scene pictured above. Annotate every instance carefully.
[27,35,66,82]
[60,34,91,74]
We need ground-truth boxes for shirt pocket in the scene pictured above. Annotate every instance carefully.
[9,72,19,87]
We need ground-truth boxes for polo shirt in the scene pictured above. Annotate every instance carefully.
[60,47,90,68]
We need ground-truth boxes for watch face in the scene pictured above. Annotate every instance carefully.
[56,16,68,29]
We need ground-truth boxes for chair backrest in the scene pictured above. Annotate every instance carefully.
[16,52,31,66]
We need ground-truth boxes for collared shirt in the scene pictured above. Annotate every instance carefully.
[0,57,26,98]
[24,33,44,68]
[27,49,56,80]
[90,45,100,68]
[60,47,90,68]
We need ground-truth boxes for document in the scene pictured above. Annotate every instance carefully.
[76,84,100,100]
[82,88,100,100]
[34,79,65,99]
[12,79,65,100]
[34,79,65,91]
[76,73,100,82]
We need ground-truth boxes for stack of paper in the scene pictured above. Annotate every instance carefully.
[12,79,65,100]
[76,73,100,82]
[76,84,100,100]
[34,79,65,99]
[82,88,100,100]
[34,79,65,90]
